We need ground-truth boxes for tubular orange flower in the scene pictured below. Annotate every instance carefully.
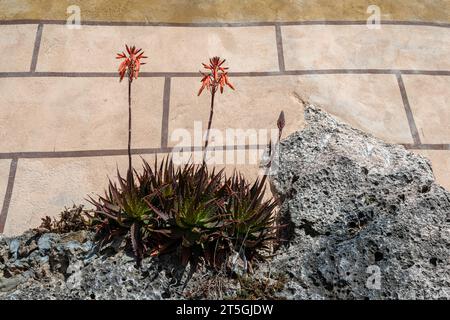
[198,56,235,96]
[116,44,147,82]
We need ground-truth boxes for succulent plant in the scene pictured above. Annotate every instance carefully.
[225,173,279,263]
[88,157,280,270]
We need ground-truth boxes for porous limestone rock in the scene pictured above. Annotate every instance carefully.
[266,104,450,299]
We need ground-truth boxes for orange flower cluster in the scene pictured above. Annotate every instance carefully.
[116,45,147,82]
[198,56,235,96]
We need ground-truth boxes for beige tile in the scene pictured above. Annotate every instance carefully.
[169,149,274,200]
[168,76,304,148]
[170,149,267,179]
[0,160,11,211]
[412,150,450,191]
[3,155,156,236]
[402,76,450,144]
[37,25,278,72]
[0,77,164,152]
[282,25,450,70]
[0,25,37,72]
[168,74,412,147]
[296,74,413,144]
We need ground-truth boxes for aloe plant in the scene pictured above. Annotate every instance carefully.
[226,173,279,262]
[88,156,280,269]
[144,164,229,266]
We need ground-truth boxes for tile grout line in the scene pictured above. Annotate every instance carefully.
[396,73,421,145]
[0,145,267,160]
[160,77,171,148]
[0,19,449,28]
[0,143,448,160]
[30,23,43,72]
[1,70,450,78]
[402,144,450,150]
[0,158,18,233]
[275,24,286,72]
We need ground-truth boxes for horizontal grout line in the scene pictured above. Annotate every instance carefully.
[282,69,450,76]
[0,145,266,160]
[1,70,450,78]
[0,144,448,160]
[0,19,449,28]
[404,144,450,150]
[0,148,164,159]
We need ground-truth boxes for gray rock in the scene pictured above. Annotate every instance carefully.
[0,230,226,300]
[38,233,53,253]
[0,276,24,292]
[8,239,20,259]
[266,104,450,299]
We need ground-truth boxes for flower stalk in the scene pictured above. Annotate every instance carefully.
[116,45,147,185]
[128,79,132,182]
[204,86,216,155]
[198,57,234,163]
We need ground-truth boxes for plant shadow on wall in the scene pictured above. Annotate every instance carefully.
[38,46,287,283]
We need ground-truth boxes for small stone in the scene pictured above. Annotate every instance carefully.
[228,250,247,277]
[38,234,54,253]
[66,271,83,290]
[18,241,38,258]
[0,276,23,292]
[8,239,20,259]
